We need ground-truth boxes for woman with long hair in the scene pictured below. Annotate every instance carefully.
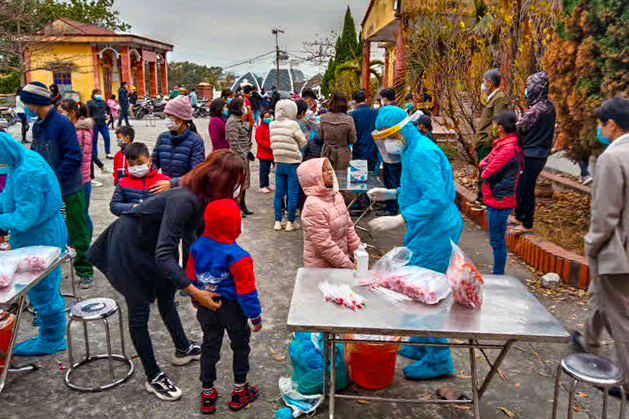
[319,92,357,170]
[208,98,228,151]
[88,149,247,401]
[225,97,253,216]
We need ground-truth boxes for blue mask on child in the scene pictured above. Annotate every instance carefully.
[597,126,610,145]
[524,89,528,98]
[223,109,229,117]
[263,118,272,125]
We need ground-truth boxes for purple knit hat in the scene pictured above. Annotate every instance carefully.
[165,95,193,121]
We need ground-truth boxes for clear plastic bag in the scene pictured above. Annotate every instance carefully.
[0,263,17,288]
[381,266,451,305]
[0,246,61,273]
[446,241,483,308]
[371,247,413,279]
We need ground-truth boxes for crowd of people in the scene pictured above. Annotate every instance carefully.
[1,71,628,411]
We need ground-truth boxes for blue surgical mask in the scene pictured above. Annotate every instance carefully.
[524,89,528,98]
[223,109,229,117]
[227,98,232,104]
[263,118,272,125]
[597,126,610,145]
[95,95,102,101]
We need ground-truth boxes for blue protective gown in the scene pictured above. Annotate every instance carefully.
[375,106,463,379]
[0,132,67,356]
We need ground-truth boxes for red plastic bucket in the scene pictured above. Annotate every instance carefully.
[0,313,15,370]
[345,335,401,389]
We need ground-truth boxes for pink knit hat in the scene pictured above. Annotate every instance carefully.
[165,95,193,121]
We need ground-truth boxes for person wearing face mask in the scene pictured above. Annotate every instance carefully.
[113,125,135,185]
[209,98,229,151]
[110,142,170,216]
[87,88,114,159]
[571,96,629,401]
[367,105,463,380]
[88,149,245,401]
[150,95,205,194]
[475,69,509,206]
[255,112,274,193]
[509,71,555,235]
[226,97,254,216]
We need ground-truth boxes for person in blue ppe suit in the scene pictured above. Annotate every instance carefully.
[0,132,68,356]
[368,105,463,380]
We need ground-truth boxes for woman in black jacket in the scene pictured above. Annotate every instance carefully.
[88,149,246,401]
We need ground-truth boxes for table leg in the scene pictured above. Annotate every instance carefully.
[323,333,330,403]
[353,207,371,227]
[329,334,336,419]
[346,197,358,211]
[478,340,515,398]
[469,340,481,419]
[0,295,26,393]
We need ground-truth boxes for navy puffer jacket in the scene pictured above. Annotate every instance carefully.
[151,128,205,186]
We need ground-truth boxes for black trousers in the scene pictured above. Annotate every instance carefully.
[197,299,251,387]
[17,112,29,142]
[118,106,130,127]
[382,162,402,214]
[515,156,547,229]
[126,284,191,379]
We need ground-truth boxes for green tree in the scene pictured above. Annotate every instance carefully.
[321,7,360,96]
[41,0,129,31]
[167,61,223,90]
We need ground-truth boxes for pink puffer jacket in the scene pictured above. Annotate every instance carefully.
[75,118,93,185]
[298,158,361,268]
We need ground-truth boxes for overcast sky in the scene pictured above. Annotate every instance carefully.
[115,0,370,78]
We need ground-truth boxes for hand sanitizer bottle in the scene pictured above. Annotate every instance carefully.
[354,244,369,277]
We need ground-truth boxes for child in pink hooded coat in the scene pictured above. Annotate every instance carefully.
[297,157,361,268]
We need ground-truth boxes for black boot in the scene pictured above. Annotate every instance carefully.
[240,191,253,216]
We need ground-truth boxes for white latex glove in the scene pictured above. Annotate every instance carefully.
[368,214,406,232]
[367,188,398,202]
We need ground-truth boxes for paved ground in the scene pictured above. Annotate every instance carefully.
[2,120,624,418]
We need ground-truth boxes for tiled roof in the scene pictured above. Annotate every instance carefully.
[37,18,117,36]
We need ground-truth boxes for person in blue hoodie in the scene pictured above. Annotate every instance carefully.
[368,105,463,380]
[186,198,262,414]
[0,132,68,356]
[21,82,95,289]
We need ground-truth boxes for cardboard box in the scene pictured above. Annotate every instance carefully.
[348,160,368,183]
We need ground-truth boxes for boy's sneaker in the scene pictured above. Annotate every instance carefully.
[201,388,218,415]
[274,221,283,231]
[581,175,593,186]
[259,187,270,194]
[228,383,259,411]
[285,221,300,232]
[78,276,94,289]
[172,341,201,365]
[145,373,182,401]
[106,153,114,159]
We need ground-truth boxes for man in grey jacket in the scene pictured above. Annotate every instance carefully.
[574,96,629,399]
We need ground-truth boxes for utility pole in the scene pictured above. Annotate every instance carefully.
[272,28,284,91]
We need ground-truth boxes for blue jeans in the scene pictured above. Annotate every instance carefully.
[487,207,512,275]
[81,182,93,238]
[274,163,299,222]
[259,159,272,188]
[578,159,590,177]
[93,123,111,156]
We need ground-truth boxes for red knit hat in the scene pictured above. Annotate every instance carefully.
[165,95,193,121]
[203,199,242,243]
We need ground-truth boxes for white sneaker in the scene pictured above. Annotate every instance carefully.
[145,373,182,401]
[268,185,276,191]
[106,153,114,159]
[91,179,103,187]
[581,175,593,186]
[100,166,110,174]
[260,187,270,194]
[274,221,283,231]
[281,217,288,228]
[285,221,300,232]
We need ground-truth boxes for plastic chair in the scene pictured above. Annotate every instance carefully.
[64,298,134,392]
[552,353,626,418]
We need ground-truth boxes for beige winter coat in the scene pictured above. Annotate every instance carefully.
[319,112,357,170]
[298,158,361,268]
[270,100,308,164]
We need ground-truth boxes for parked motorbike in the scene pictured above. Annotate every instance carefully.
[133,97,166,120]
[193,99,210,118]
[0,106,18,126]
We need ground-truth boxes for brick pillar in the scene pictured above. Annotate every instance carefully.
[119,46,131,86]
[149,61,157,96]
[160,52,168,95]
[361,41,371,100]
[136,58,146,97]
[91,46,101,90]
[383,48,390,88]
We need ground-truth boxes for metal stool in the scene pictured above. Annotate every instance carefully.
[60,247,79,311]
[64,298,134,392]
[552,353,626,418]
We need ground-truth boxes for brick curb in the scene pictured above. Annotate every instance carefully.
[454,181,591,290]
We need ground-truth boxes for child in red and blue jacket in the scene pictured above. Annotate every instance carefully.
[479,110,523,275]
[110,142,170,216]
[186,198,261,414]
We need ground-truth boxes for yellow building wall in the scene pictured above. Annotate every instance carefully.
[28,43,95,102]
[363,0,397,40]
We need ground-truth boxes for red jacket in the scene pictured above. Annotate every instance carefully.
[479,133,523,209]
[113,149,126,185]
[255,123,273,160]
[110,169,170,216]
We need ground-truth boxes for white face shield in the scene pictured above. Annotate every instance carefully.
[371,117,412,163]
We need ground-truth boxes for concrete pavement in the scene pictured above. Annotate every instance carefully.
[1,120,622,418]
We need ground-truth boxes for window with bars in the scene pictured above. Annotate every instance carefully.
[53,70,72,93]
